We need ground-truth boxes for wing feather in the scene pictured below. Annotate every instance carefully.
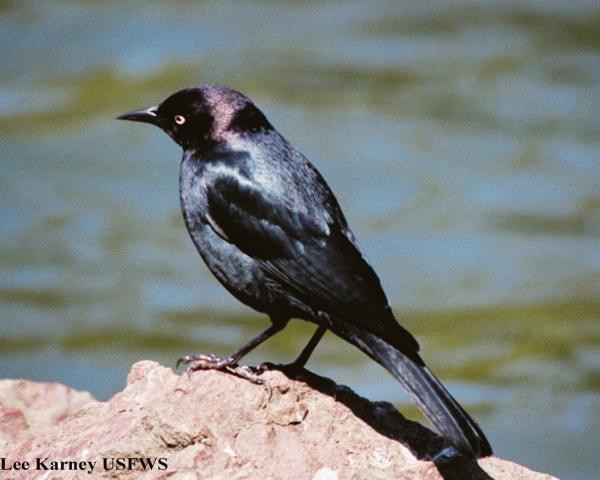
[206,172,419,354]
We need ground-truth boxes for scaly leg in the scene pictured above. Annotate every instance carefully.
[259,323,327,375]
[177,321,288,385]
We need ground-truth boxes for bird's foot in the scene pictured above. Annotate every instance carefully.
[177,353,235,371]
[256,360,306,377]
[177,353,272,396]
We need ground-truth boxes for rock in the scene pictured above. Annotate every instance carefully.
[0,379,94,453]
[0,361,557,479]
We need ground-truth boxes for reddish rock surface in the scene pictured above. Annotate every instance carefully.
[0,379,94,454]
[0,361,557,479]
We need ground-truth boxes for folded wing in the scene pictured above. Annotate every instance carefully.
[206,171,420,358]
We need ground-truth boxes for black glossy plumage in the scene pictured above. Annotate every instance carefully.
[117,84,492,458]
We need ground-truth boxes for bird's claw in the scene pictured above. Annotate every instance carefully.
[229,365,273,399]
[177,353,235,371]
[176,353,272,398]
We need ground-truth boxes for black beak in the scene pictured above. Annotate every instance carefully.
[117,106,159,124]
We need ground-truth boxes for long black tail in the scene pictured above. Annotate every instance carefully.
[329,317,492,458]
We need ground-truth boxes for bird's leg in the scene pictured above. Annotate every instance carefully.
[289,323,327,370]
[177,321,287,385]
[259,324,327,375]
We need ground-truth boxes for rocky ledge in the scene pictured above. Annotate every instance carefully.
[0,361,556,479]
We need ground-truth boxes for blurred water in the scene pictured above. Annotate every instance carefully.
[1,1,599,478]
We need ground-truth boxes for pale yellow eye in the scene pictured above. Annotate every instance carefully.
[174,115,186,125]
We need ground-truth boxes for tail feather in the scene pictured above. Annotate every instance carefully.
[330,317,492,458]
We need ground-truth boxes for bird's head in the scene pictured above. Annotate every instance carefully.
[117,84,273,151]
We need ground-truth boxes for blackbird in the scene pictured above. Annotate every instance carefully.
[118,84,492,458]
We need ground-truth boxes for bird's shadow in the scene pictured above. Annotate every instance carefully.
[266,365,494,480]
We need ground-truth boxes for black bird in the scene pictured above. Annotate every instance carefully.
[117,84,492,458]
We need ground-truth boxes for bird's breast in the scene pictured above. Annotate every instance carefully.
[179,156,211,230]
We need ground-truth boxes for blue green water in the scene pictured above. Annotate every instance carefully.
[1,1,599,478]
